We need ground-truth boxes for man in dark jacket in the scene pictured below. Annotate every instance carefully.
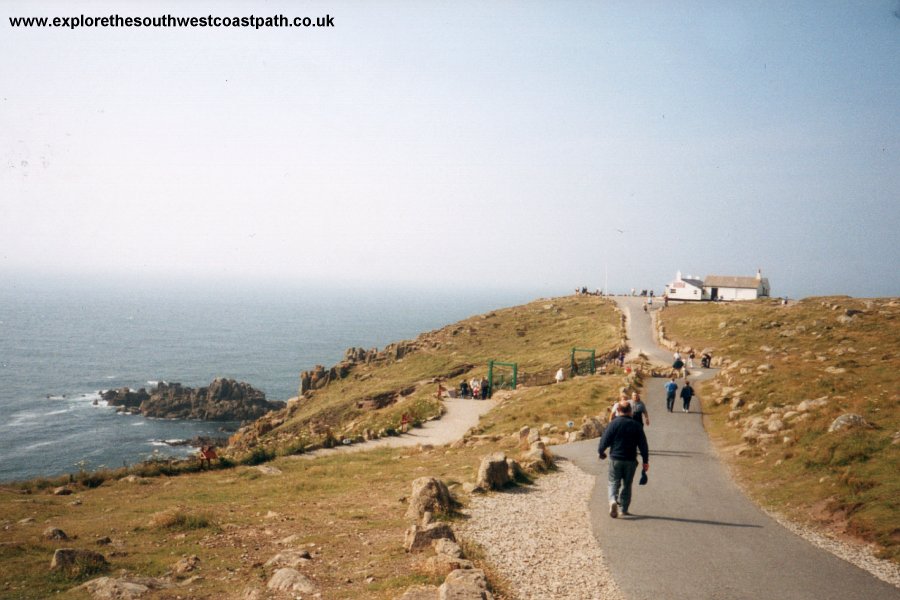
[680,380,695,412]
[598,401,649,517]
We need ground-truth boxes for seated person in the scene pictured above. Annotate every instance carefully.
[198,445,218,469]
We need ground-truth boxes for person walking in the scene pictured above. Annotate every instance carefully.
[555,368,565,384]
[680,380,695,412]
[630,391,650,428]
[688,349,695,369]
[598,401,650,518]
[664,377,678,412]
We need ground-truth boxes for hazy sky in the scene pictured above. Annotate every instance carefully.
[2,1,899,298]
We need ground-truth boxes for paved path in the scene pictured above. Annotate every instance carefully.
[553,297,899,599]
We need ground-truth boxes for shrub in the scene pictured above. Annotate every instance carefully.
[149,508,214,531]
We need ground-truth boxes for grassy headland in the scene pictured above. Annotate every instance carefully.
[0,295,626,599]
[658,297,899,562]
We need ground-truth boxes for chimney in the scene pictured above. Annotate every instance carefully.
[756,268,762,280]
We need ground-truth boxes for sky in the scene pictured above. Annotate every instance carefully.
[1,1,899,299]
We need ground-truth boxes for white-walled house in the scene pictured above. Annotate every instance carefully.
[666,271,705,301]
[704,270,771,301]
[664,270,772,301]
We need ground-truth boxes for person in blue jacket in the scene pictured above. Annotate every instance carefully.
[664,377,678,412]
[598,401,650,518]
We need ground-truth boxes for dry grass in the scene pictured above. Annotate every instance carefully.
[232,295,622,456]
[659,296,900,562]
[0,294,623,599]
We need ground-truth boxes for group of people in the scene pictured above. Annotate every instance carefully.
[459,376,491,400]
[598,350,706,517]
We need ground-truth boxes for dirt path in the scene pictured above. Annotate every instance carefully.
[295,396,498,459]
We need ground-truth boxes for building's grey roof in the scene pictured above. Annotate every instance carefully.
[680,278,704,288]
[704,275,767,289]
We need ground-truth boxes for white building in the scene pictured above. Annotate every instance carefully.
[704,270,771,301]
[666,271,705,301]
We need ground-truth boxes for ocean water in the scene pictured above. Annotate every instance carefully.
[0,281,532,482]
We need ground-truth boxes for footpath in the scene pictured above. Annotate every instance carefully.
[553,297,899,599]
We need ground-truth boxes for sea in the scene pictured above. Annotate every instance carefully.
[0,279,535,483]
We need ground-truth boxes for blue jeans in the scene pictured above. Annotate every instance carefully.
[666,392,676,411]
[608,459,639,512]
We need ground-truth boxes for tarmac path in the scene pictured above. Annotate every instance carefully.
[553,297,899,600]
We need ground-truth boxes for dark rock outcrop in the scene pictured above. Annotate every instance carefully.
[103,379,284,421]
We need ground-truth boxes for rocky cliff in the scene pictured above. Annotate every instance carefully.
[102,378,285,421]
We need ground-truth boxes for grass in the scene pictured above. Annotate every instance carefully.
[658,296,900,562]
[0,294,624,599]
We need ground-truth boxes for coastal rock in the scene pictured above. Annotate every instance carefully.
[114,379,286,421]
[101,387,150,409]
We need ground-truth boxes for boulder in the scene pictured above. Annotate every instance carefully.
[517,426,531,448]
[426,553,474,578]
[438,568,494,600]
[406,478,455,523]
[43,527,68,541]
[521,441,554,472]
[266,568,316,594]
[171,555,200,577]
[432,538,463,559]
[404,522,456,553]
[475,453,510,491]
[506,459,527,483]
[53,486,73,496]
[580,417,604,439]
[50,548,108,574]
[398,584,440,600]
[767,419,785,433]
[79,577,155,599]
[264,549,312,568]
[828,414,872,433]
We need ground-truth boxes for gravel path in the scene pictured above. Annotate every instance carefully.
[457,460,625,600]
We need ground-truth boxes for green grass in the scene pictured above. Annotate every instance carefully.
[660,296,900,562]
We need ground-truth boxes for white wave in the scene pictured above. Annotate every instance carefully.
[131,421,146,426]
[45,408,71,416]
[22,440,55,451]
[47,395,66,400]
[105,375,116,379]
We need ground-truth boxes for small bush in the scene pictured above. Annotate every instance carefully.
[149,508,214,531]
[240,447,275,466]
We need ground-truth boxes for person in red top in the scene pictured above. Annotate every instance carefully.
[199,445,218,469]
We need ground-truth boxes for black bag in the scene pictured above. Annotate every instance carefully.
[673,359,684,369]
[639,471,648,485]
